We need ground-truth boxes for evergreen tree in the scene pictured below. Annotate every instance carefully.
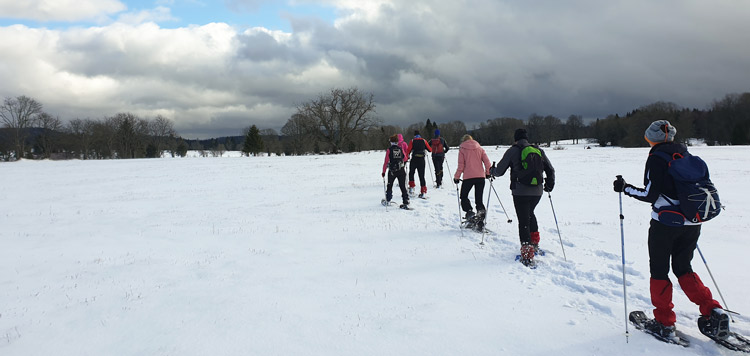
[242,125,264,156]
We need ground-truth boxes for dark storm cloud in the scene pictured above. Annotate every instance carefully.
[1,0,750,138]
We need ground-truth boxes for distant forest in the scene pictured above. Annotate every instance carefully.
[1,90,749,161]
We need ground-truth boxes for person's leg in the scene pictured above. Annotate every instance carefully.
[513,195,533,245]
[397,171,409,204]
[527,195,542,246]
[386,172,396,201]
[417,158,427,194]
[648,220,676,326]
[473,178,486,212]
[674,225,722,316]
[460,179,474,214]
[408,161,417,190]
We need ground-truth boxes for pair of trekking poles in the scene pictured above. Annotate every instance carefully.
[616,175,734,343]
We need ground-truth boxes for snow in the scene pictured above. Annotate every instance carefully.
[1,142,749,355]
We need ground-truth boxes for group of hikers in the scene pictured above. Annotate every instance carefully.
[380,120,732,344]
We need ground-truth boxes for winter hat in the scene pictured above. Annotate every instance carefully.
[434,129,440,137]
[644,120,677,144]
[514,128,528,142]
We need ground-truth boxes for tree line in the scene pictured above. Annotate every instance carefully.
[3,90,750,161]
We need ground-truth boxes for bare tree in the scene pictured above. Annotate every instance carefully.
[296,87,380,153]
[281,113,315,155]
[35,112,63,158]
[0,95,43,159]
[439,120,467,147]
[566,115,584,144]
[149,115,176,157]
[67,119,94,159]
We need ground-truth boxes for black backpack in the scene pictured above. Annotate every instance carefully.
[388,146,405,174]
[652,151,721,224]
[516,144,544,186]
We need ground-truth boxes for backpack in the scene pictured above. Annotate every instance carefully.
[516,144,544,186]
[430,138,444,154]
[388,145,405,174]
[411,138,427,157]
[652,151,721,224]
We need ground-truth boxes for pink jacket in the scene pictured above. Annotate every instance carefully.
[454,139,490,180]
[397,134,408,153]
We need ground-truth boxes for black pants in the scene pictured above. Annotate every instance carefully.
[648,219,701,280]
[409,156,427,187]
[386,169,409,204]
[432,155,445,186]
[513,195,541,245]
[460,178,486,213]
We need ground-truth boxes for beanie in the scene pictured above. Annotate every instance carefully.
[644,120,677,144]
[434,129,440,137]
[514,128,528,142]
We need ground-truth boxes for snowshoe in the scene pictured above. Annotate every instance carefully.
[697,309,750,352]
[399,203,413,210]
[629,311,689,347]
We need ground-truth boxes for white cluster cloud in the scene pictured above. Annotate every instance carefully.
[1,0,750,138]
[0,0,126,22]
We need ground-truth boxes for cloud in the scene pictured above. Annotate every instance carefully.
[1,0,750,138]
[0,0,126,22]
[116,6,176,25]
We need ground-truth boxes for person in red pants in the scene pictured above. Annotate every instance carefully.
[613,120,729,340]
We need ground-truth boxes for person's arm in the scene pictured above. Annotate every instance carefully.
[492,147,515,177]
[442,138,449,152]
[623,156,666,203]
[453,148,465,180]
[542,150,555,191]
[425,139,432,152]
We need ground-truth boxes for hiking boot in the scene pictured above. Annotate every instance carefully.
[465,211,475,220]
[418,193,425,199]
[698,308,730,340]
[520,244,535,265]
[532,243,540,253]
[644,319,677,339]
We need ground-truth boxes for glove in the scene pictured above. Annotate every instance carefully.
[454,178,460,184]
[486,174,492,180]
[382,172,385,178]
[613,176,626,192]
[543,180,553,192]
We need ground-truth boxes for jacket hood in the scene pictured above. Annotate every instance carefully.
[460,140,481,150]
[398,134,405,143]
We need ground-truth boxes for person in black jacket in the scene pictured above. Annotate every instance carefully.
[491,128,554,266]
[613,120,728,340]
[405,130,433,198]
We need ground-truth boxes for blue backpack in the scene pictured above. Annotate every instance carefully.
[652,151,721,224]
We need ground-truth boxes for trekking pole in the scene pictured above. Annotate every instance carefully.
[547,192,567,261]
[696,244,736,322]
[490,184,513,223]
[382,176,388,212]
[480,177,493,245]
[617,176,630,343]
[445,160,463,235]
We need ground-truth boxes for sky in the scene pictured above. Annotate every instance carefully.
[1,0,750,139]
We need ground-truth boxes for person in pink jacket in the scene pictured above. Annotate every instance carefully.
[453,134,491,221]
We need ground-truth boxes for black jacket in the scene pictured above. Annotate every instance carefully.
[623,142,693,223]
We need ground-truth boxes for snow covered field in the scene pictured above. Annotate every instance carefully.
[2,142,749,355]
